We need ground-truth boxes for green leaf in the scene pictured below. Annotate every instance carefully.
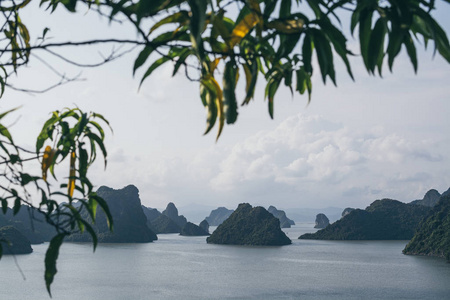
[133,46,154,76]
[265,72,282,119]
[139,56,170,88]
[242,60,258,105]
[64,204,85,233]
[0,107,20,120]
[0,124,14,143]
[36,113,59,153]
[78,146,88,180]
[310,29,335,85]
[188,0,207,59]
[306,0,322,18]
[223,61,238,124]
[87,133,107,168]
[279,0,291,18]
[359,8,374,71]
[387,27,407,71]
[45,233,67,296]
[172,48,193,76]
[302,33,313,74]
[150,11,190,34]
[88,120,105,140]
[61,0,77,12]
[319,19,354,80]
[80,219,98,251]
[368,18,387,75]
[200,78,218,135]
[13,198,21,215]
[20,173,35,185]
[88,197,98,221]
[404,33,418,73]
[1,199,7,214]
[92,194,114,231]
[296,68,306,95]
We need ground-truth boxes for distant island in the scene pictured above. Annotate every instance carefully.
[180,222,209,236]
[267,206,295,228]
[68,185,157,243]
[143,202,206,235]
[204,207,234,226]
[299,199,430,240]
[207,203,291,246]
[314,213,330,229]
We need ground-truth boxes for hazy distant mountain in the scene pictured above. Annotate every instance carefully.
[68,185,157,243]
[267,206,295,228]
[299,199,430,240]
[404,195,450,261]
[207,203,291,246]
[177,203,217,224]
[205,207,234,226]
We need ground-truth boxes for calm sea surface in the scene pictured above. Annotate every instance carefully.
[1,223,449,300]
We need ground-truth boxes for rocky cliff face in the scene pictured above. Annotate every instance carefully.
[403,195,450,261]
[410,189,442,207]
[163,202,187,228]
[205,207,234,226]
[207,203,291,246]
[149,214,181,234]
[314,213,330,229]
[180,222,209,236]
[0,226,33,255]
[267,206,295,228]
[142,206,162,223]
[341,208,355,218]
[300,199,430,240]
[199,219,209,233]
[68,185,157,243]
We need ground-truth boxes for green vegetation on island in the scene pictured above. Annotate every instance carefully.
[207,203,291,246]
[403,195,450,262]
[299,199,430,240]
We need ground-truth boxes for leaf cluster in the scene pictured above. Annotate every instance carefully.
[1,1,449,139]
[0,107,112,296]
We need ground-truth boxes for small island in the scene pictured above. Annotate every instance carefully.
[180,222,209,236]
[207,203,291,246]
[314,213,330,229]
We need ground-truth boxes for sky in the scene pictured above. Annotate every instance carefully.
[2,2,450,212]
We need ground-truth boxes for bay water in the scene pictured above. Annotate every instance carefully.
[1,223,449,299]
